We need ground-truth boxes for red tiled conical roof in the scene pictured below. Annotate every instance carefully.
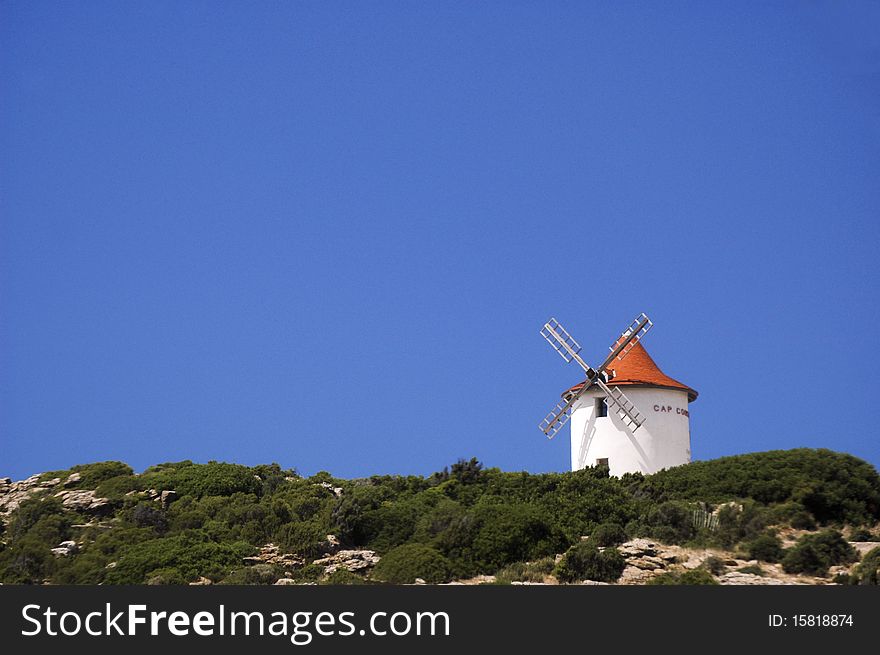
[564,342,698,402]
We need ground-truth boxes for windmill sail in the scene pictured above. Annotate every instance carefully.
[594,378,645,431]
[538,396,578,439]
[538,313,651,438]
[597,312,653,373]
[540,318,591,374]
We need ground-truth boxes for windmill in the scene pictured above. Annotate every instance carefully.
[537,313,698,475]
[537,313,653,439]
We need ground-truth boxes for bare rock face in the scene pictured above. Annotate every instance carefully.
[0,475,48,514]
[444,575,497,586]
[850,542,880,557]
[619,566,659,585]
[274,578,299,585]
[243,544,305,569]
[614,539,686,584]
[720,571,804,586]
[64,472,82,487]
[53,489,112,514]
[50,541,79,557]
[189,577,213,586]
[313,550,381,574]
[617,538,659,558]
[318,481,343,497]
[159,490,178,509]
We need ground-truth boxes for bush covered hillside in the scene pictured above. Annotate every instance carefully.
[1,449,879,585]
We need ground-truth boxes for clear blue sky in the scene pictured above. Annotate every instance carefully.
[2,2,878,480]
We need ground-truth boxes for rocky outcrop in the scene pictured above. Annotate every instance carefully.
[719,571,803,586]
[614,539,683,584]
[159,490,178,508]
[243,544,305,569]
[318,482,343,497]
[313,550,380,574]
[50,540,79,557]
[0,474,49,514]
[124,488,179,508]
[53,489,112,514]
[0,472,113,516]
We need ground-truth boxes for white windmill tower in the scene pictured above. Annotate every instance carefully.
[538,313,698,476]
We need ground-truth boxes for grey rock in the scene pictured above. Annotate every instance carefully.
[50,541,79,557]
[720,571,803,586]
[54,489,112,513]
[619,566,661,585]
[243,543,305,569]
[313,549,381,574]
[318,481,344,497]
[618,539,659,558]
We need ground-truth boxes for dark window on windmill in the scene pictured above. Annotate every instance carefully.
[595,397,608,418]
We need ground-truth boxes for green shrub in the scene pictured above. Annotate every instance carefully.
[644,501,696,544]
[554,542,625,583]
[714,502,772,549]
[275,520,329,559]
[322,569,368,585]
[221,564,284,585]
[782,530,858,576]
[146,568,189,585]
[738,564,765,576]
[648,568,719,585]
[849,528,877,542]
[147,462,263,498]
[790,511,817,531]
[52,550,111,584]
[637,449,880,525]
[294,563,324,584]
[129,503,168,533]
[703,556,727,576]
[438,502,566,575]
[7,497,69,544]
[104,532,255,584]
[494,558,555,584]
[372,544,454,584]
[745,532,785,563]
[95,475,143,499]
[71,462,134,489]
[591,523,627,547]
[849,546,880,585]
[0,538,56,584]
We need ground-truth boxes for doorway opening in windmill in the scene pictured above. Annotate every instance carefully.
[596,458,609,468]
[595,397,608,418]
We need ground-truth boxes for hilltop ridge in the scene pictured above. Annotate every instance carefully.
[1,449,878,585]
